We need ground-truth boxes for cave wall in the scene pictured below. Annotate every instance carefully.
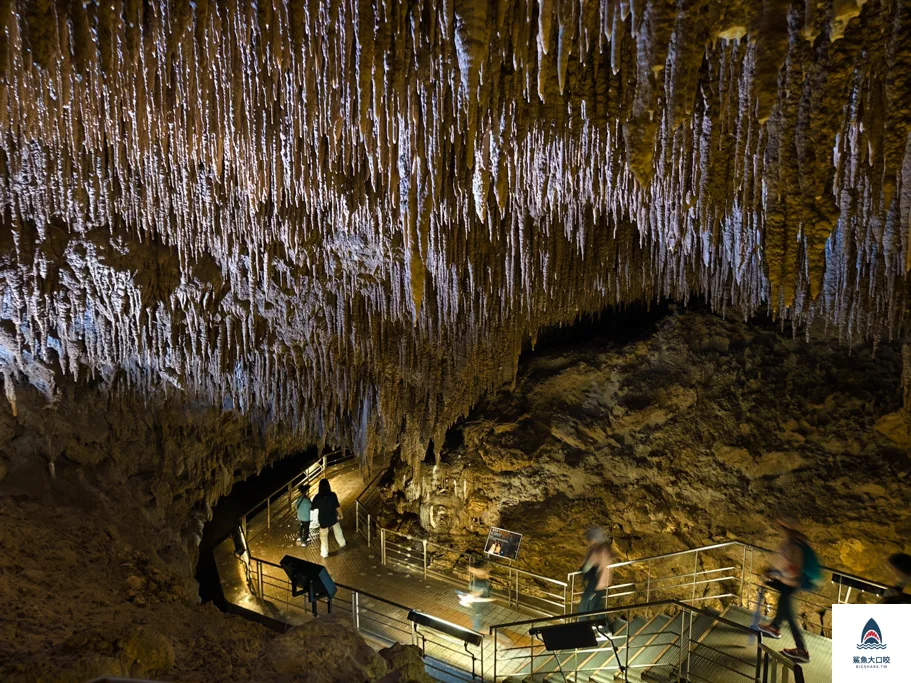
[2,1,911,469]
[378,310,911,582]
[0,373,309,578]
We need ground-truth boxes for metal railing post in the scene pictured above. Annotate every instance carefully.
[356,501,360,535]
[353,590,361,630]
[242,514,247,540]
[645,559,652,611]
[267,497,271,529]
[367,514,372,547]
[563,583,568,615]
[515,570,520,609]
[381,528,386,565]
[288,482,293,512]
[625,607,631,683]
[691,550,699,602]
[422,539,428,578]
[257,560,264,600]
[687,609,693,679]
[529,622,535,676]
[740,543,747,607]
[322,454,327,471]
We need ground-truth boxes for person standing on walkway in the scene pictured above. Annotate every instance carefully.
[296,484,312,546]
[882,553,911,604]
[578,527,613,618]
[312,478,346,559]
[757,517,813,663]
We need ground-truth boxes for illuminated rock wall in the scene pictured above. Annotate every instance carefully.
[1,1,910,466]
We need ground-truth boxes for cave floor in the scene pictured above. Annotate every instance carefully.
[215,461,832,682]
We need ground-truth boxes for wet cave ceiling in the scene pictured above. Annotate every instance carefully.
[1,0,910,468]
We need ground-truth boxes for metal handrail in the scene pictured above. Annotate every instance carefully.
[488,598,804,683]
[245,554,485,679]
[567,540,890,592]
[490,598,753,634]
[250,555,415,611]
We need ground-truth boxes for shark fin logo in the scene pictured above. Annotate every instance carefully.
[857,618,887,650]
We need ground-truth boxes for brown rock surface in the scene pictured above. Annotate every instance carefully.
[379,310,911,584]
[0,386,420,681]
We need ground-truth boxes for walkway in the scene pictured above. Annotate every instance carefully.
[215,461,535,679]
[215,461,832,682]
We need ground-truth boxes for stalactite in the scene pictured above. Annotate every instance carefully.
[0,0,909,471]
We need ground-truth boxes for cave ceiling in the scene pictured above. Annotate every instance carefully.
[0,0,910,464]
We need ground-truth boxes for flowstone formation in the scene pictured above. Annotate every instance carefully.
[377,309,911,582]
[2,1,911,468]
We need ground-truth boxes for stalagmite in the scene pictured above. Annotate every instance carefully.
[0,0,909,472]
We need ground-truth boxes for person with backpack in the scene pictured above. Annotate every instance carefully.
[296,484,312,546]
[757,516,818,663]
[312,478,346,559]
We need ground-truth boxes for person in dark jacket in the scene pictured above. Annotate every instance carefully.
[312,478,346,558]
[882,553,911,604]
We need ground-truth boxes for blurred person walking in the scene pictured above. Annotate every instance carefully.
[312,478,346,558]
[756,516,819,663]
[466,556,493,632]
[578,527,614,619]
[881,553,911,604]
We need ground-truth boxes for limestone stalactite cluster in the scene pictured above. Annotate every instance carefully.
[1,0,910,466]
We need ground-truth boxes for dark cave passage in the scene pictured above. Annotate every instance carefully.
[196,447,321,604]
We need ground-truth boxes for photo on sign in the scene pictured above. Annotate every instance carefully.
[484,527,522,561]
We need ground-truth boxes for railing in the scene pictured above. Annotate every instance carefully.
[244,457,887,647]
[487,599,804,683]
[354,470,384,552]
[759,642,806,683]
[566,541,889,636]
[379,527,568,616]
[243,555,484,680]
[240,450,350,545]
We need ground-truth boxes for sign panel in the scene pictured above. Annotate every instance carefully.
[833,604,911,683]
[484,527,522,561]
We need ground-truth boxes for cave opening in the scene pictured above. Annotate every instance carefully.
[196,447,322,605]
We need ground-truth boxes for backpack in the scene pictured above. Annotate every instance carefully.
[798,540,822,590]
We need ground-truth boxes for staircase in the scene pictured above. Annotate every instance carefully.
[491,598,838,683]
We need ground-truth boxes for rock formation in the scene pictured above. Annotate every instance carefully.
[378,309,911,583]
[2,1,911,470]
[1,2,910,676]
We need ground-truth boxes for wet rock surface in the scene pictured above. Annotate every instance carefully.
[379,310,911,584]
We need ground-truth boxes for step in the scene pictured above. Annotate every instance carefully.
[680,606,758,683]
[532,616,643,681]
[640,612,717,683]
[588,613,670,683]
